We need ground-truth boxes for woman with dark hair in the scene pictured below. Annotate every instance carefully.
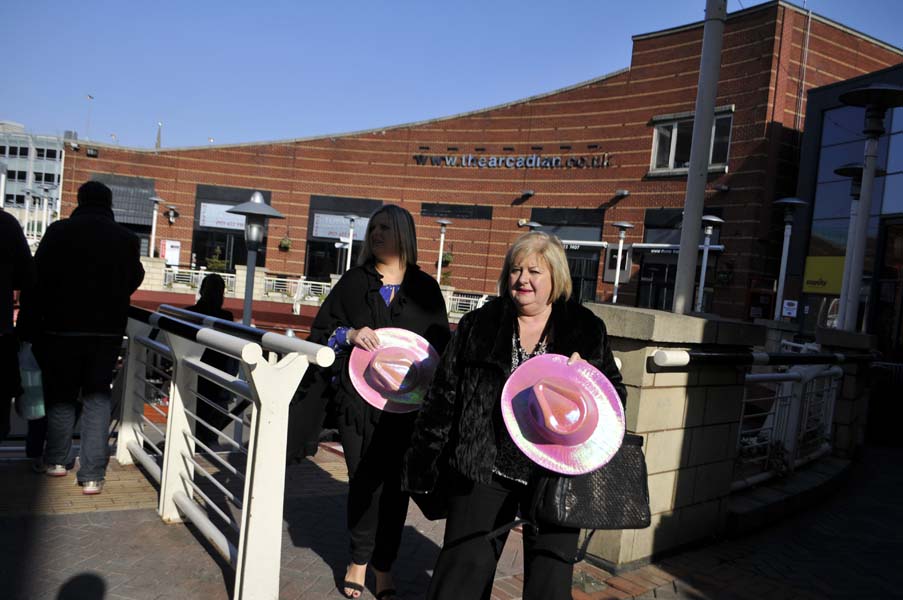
[403,231,626,600]
[302,204,450,599]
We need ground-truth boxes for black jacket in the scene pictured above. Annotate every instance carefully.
[403,296,627,493]
[287,262,451,460]
[0,210,33,335]
[21,204,144,336]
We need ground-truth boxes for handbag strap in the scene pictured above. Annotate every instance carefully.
[485,519,597,566]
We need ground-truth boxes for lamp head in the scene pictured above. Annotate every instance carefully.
[165,205,180,224]
[436,218,452,230]
[614,189,630,198]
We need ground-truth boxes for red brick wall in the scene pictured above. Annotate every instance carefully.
[61,2,902,319]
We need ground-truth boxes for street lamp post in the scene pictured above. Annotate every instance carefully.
[149,196,163,258]
[837,84,903,331]
[344,215,358,273]
[694,215,724,313]
[227,191,285,326]
[772,198,807,320]
[610,221,634,304]
[436,219,452,282]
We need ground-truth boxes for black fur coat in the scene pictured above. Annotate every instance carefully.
[402,296,627,492]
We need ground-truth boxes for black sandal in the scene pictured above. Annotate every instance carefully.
[375,589,397,600]
[340,580,364,599]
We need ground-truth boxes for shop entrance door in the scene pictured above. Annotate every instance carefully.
[868,220,903,446]
[567,251,600,304]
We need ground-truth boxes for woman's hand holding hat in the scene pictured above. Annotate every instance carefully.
[349,326,380,352]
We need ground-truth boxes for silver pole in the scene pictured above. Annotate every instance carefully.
[672,0,727,314]
[694,227,714,313]
[436,225,447,281]
[0,165,6,209]
[242,248,257,327]
[836,196,858,325]
[41,195,49,235]
[149,201,160,258]
[841,116,881,331]
[773,218,792,320]
[344,217,355,273]
[612,232,626,304]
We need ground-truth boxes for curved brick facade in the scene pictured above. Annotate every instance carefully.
[59,1,902,320]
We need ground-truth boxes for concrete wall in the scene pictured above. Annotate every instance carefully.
[584,303,765,569]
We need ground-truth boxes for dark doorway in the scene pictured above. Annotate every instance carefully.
[566,250,600,304]
[868,219,903,446]
[636,254,677,310]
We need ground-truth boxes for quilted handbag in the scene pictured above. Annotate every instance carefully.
[530,433,651,531]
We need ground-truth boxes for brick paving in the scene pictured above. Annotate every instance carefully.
[1,445,900,599]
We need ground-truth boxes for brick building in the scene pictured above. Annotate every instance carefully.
[56,1,902,321]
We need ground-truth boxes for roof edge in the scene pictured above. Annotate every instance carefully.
[78,68,630,153]
[633,0,903,56]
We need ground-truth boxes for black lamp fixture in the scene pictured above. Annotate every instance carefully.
[227,191,285,325]
[614,189,630,199]
[164,205,180,225]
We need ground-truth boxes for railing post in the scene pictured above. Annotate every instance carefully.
[158,335,206,523]
[115,318,154,465]
[233,350,309,600]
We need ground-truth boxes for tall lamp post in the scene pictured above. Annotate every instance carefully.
[837,84,903,331]
[610,221,634,304]
[149,196,163,258]
[436,219,452,282]
[772,197,807,320]
[344,215,358,273]
[694,215,724,313]
[227,191,285,326]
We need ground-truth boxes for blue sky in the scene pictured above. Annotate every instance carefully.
[5,0,902,148]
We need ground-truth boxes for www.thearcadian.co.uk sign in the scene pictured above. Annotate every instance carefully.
[411,153,612,169]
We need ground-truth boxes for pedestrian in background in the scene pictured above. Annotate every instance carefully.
[0,209,33,443]
[20,181,144,495]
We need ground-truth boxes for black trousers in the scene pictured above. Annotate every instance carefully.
[427,474,579,600]
[338,409,414,571]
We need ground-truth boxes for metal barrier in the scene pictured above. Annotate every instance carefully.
[732,365,842,491]
[116,305,334,600]
[291,279,333,314]
[448,293,492,314]
[163,267,237,294]
[650,349,849,492]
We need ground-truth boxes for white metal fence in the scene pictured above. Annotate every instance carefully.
[163,267,237,294]
[732,364,842,491]
[116,305,334,600]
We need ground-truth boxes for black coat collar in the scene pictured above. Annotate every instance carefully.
[467,297,585,374]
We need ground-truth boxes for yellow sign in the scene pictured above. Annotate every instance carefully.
[803,256,844,295]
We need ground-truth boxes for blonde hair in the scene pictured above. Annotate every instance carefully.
[357,204,418,266]
[498,231,572,303]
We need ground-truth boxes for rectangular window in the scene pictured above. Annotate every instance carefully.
[0,145,5,156]
[649,111,733,174]
[34,172,43,183]
[36,148,45,159]
[46,149,58,160]
[9,147,18,157]
[18,147,28,157]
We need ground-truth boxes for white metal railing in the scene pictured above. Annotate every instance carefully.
[732,364,842,492]
[291,279,332,314]
[264,276,300,298]
[163,267,237,294]
[448,292,492,314]
[116,305,334,600]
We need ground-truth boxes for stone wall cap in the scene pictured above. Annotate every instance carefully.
[585,303,766,347]
[815,326,878,351]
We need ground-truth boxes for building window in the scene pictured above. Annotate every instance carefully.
[649,109,733,174]
[46,149,58,160]
[8,147,18,157]
[18,146,28,158]
[0,145,5,156]
[36,148,45,159]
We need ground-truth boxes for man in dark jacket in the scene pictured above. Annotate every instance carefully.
[21,180,144,494]
[0,209,34,442]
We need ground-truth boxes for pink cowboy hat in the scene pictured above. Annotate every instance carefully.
[349,327,441,414]
[500,354,625,475]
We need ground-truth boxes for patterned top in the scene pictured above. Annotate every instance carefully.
[492,322,549,485]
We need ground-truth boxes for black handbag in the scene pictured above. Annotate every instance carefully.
[487,433,651,563]
[529,433,651,531]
